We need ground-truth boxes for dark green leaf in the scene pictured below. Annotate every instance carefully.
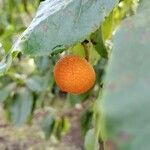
[80,109,93,136]
[91,28,108,59]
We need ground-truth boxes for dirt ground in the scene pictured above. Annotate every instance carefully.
[0,106,84,150]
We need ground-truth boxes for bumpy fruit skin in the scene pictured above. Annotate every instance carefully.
[54,55,96,94]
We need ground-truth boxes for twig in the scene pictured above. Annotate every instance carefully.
[81,40,89,61]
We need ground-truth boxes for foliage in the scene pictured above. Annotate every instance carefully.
[0,0,118,75]
[0,0,39,51]
[0,0,146,150]
[84,129,99,150]
[100,0,150,149]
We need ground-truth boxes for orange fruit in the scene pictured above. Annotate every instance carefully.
[54,55,96,94]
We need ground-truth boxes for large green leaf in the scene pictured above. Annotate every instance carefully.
[101,1,150,150]
[10,88,33,126]
[0,0,118,75]
[13,0,118,56]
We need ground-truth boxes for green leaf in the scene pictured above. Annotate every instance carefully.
[101,11,114,40]
[54,117,70,140]
[34,56,49,71]
[91,28,108,59]
[69,43,85,58]
[101,1,150,149]
[61,117,70,134]
[41,114,55,140]
[84,129,99,150]
[0,83,16,103]
[0,53,13,76]
[0,0,119,75]
[80,109,93,136]
[10,88,33,126]
[26,75,49,92]
[14,0,118,56]
[67,93,90,106]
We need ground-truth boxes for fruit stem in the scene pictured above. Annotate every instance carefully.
[82,40,89,61]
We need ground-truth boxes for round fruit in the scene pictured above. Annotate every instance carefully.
[54,55,96,94]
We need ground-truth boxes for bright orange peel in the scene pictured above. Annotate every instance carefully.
[54,55,96,94]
